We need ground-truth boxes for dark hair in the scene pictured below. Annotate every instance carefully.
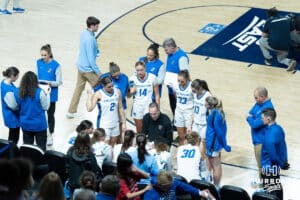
[91,128,106,144]
[86,16,100,28]
[121,130,135,153]
[149,102,160,111]
[79,171,97,191]
[41,44,53,58]
[0,159,20,196]
[100,175,120,197]
[37,172,65,200]
[117,153,133,178]
[135,61,146,69]
[74,189,95,200]
[74,131,92,155]
[93,73,113,88]
[109,62,120,74]
[18,71,38,99]
[178,69,191,81]
[136,134,148,164]
[2,66,19,78]
[267,7,278,18]
[191,79,210,92]
[76,120,93,133]
[144,43,160,63]
[12,158,33,190]
[262,108,277,121]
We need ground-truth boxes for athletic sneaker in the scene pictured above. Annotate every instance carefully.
[264,58,272,66]
[47,134,53,146]
[0,9,12,15]
[286,60,297,71]
[66,112,77,119]
[13,7,25,13]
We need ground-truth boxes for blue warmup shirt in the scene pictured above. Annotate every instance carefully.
[96,193,115,200]
[247,99,274,145]
[261,123,288,172]
[206,109,231,152]
[37,59,60,102]
[129,150,159,177]
[144,179,200,200]
[1,80,19,128]
[15,88,47,132]
[76,29,100,74]
[166,48,189,74]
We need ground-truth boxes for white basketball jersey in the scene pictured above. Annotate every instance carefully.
[177,144,201,182]
[130,73,157,105]
[193,90,211,124]
[98,88,120,128]
[174,81,194,110]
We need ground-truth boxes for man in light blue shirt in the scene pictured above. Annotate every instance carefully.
[67,16,101,118]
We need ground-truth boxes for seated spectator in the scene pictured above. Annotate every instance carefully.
[149,138,172,171]
[91,128,113,168]
[129,134,159,177]
[144,171,215,200]
[33,171,65,200]
[291,15,300,47]
[73,171,97,199]
[74,189,96,200]
[96,175,120,200]
[0,158,34,200]
[116,153,152,200]
[66,131,102,193]
[176,132,201,182]
[113,130,136,163]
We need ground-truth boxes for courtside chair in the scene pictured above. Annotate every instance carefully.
[0,139,20,159]
[44,150,67,183]
[20,144,49,181]
[189,179,220,200]
[252,192,280,200]
[220,185,251,200]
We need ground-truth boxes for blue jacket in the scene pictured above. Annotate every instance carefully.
[261,123,288,172]
[1,80,19,128]
[129,150,159,177]
[206,109,231,153]
[139,56,163,77]
[247,99,274,145]
[76,29,100,74]
[15,88,48,131]
[144,179,200,200]
[166,48,189,73]
[37,59,60,102]
[96,193,115,200]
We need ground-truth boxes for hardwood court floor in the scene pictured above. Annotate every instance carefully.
[0,0,299,199]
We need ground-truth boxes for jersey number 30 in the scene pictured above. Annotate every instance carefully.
[181,149,195,158]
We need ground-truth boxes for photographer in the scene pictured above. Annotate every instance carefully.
[261,108,290,200]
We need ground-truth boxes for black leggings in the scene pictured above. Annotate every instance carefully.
[47,102,56,134]
[8,127,20,144]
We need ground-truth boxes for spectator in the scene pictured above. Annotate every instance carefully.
[73,171,97,199]
[129,134,159,177]
[246,87,274,186]
[12,71,50,151]
[141,102,173,146]
[144,171,215,200]
[74,189,96,200]
[116,153,152,200]
[129,61,159,133]
[258,7,297,71]
[34,171,65,200]
[67,16,101,118]
[37,44,63,146]
[261,108,289,200]
[91,128,113,168]
[162,38,189,117]
[205,96,231,189]
[1,66,20,144]
[176,132,202,182]
[66,131,102,192]
[97,175,120,200]
[139,43,165,100]
[113,130,136,163]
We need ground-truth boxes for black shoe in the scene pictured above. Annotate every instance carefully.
[264,58,272,66]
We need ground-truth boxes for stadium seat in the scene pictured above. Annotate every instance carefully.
[0,139,20,159]
[252,192,280,200]
[44,150,67,183]
[220,185,250,200]
[189,179,220,200]
[20,144,49,181]
[102,162,117,176]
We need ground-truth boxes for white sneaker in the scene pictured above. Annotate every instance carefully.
[47,134,53,146]
[66,112,77,119]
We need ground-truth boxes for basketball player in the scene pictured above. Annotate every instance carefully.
[86,75,126,146]
[129,61,159,134]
